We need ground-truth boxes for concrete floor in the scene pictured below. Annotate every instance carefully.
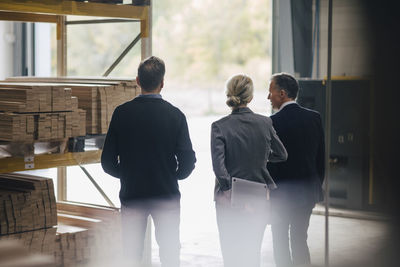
[149,211,390,267]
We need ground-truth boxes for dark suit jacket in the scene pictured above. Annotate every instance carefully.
[101,97,196,203]
[267,103,325,208]
[211,107,288,200]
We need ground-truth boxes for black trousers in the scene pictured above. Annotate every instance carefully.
[271,204,314,267]
[121,198,181,267]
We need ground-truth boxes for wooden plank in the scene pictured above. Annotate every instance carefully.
[0,11,58,23]
[57,213,101,228]
[0,150,101,174]
[0,0,148,20]
[56,201,119,220]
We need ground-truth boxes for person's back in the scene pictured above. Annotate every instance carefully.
[268,104,324,206]
[108,97,194,201]
[101,56,196,267]
[267,72,324,267]
[212,110,282,189]
[211,74,287,267]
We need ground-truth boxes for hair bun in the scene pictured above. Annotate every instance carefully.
[225,74,254,109]
[226,95,241,107]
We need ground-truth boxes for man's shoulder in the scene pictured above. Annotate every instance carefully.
[161,99,185,117]
[277,103,320,117]
[298,104,319,114]
[130,97,183,112]
[113,100,131,113]
[298,105,322,120]
[270,103,321,124]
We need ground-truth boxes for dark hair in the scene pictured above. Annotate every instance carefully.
[271,72,299,99]
[137,56,165,91]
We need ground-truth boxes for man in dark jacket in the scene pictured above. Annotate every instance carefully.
[267,73,325,267]
[101,56,196,267]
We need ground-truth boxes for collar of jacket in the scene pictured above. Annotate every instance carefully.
[277,102,298,113]
[231,107,253,114]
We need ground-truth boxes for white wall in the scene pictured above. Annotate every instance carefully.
[315,0,372,78]
[0,21,15,79]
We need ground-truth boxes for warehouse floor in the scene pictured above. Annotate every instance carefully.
[173,210,390,267]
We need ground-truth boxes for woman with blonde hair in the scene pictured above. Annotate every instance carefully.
[211,74,287,267]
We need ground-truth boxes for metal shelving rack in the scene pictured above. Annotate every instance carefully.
[0,0,152,202]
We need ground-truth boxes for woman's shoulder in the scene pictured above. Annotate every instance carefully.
[212,114,232,125]
[251,112,272,123]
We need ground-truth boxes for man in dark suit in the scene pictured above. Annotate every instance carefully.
[101,56,196,267]
[267,73,325,267]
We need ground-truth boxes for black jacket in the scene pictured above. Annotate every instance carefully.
[101,97,196,203]
[267,103,325,208]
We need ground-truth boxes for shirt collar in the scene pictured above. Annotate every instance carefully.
[137,94,162,99]
[278,100,297,111]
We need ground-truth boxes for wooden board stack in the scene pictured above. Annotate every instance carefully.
[56,201,122,265]
[0,197,121,266]
[0,173,57,235]
[0,239,55,267]
[54,225,93,267]
[0,83,52,112]
[4,77,140,134]
[0,227,57,256]
[0,225,92,266]
[0,82,87,142]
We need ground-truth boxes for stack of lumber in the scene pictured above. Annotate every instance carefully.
[56,202,122,266]
[0,227,57,256]
[0,225,92,266]
[0,83,67,113]
[0,112,82,142]
[54,225,93,267]
[0,239,55,267]
[0,173,57,235]
[4,77,140,134]
[0,200,121,266]
[0,82,86,142]
[0,172,122,266]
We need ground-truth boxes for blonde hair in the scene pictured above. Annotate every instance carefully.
[225,74,254,108]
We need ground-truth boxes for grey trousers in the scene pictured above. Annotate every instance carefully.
[216,202,268,267]
[121,198,181,267]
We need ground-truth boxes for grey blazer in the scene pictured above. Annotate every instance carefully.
[211,107,287,200]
